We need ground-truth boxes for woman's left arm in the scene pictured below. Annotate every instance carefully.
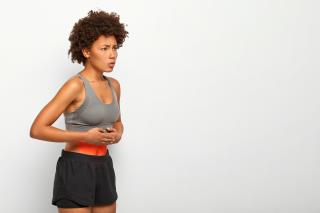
[110,77,124,142]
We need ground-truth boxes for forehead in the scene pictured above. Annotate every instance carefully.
[94,35,117,45]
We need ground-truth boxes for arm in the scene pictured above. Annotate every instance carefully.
[110,77,124,140]
[29,77,88,143]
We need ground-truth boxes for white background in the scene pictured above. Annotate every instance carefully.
[0,0,319,212]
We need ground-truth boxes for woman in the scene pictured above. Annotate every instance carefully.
[29,10,129,213]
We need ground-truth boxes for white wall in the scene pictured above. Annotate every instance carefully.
[0,0,319,212]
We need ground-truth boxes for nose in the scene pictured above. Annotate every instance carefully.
[109,49,117,58]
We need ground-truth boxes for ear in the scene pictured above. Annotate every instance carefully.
[82,48,90,59]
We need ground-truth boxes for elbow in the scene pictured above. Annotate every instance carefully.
[29,125,41,139]
[29,127,38,139]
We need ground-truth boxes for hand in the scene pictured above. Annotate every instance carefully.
[105,127,122,145]
[84,127,111,145]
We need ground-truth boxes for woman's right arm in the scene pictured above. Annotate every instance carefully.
[29,77,88,143]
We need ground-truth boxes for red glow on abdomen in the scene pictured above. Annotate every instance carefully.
[71,141,108,156]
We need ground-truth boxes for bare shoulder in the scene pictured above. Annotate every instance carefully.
[63,75,83,92]
[30,74,84,129]
[49,74,84,111]
[108,77,121,95]
[108,77,121,89]
[46,75,83,105]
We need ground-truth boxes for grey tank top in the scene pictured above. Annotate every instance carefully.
[64,72,121,132]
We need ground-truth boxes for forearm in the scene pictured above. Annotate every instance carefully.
[113,121,124,138]
[30,125,87,144]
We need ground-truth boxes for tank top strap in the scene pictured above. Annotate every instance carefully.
[105,77,118,103]
[76,73,95,97]
[77,73,86,83]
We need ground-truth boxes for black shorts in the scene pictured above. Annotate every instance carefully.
[51,149,118,208]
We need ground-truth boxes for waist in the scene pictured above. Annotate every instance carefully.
[64,141,108,156]
[60,149,110,161]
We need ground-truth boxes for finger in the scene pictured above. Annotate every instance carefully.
[107,127,116,132]
[103,137,114,142]
[106,134,114,139]
[104,137,115,143]
[102,132,110,137]
[103,134,113,139]
[107,138,115,142]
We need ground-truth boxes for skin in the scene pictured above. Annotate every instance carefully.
[30,35,123,213]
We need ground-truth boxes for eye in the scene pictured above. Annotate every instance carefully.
[101,47,107,51]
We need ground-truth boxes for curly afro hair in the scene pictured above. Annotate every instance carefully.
[68,10,129,65]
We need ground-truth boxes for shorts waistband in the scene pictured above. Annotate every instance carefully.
[61,149,110,161]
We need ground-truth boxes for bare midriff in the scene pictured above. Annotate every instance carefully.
[64,141,108,156]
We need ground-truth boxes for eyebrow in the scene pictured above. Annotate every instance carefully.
[102,44,118,47]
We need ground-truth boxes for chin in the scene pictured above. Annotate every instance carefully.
[102,68,111,72]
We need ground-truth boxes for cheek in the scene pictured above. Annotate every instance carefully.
[92,54,106,65]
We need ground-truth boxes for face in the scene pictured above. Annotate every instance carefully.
[82,35,118,72]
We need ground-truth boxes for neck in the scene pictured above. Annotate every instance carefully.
[81,63,105,81]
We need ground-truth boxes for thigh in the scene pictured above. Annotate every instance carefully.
[52,156,96,207]
[92,201,116,213]
[94,156,118,206]
[58,206,92,213]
